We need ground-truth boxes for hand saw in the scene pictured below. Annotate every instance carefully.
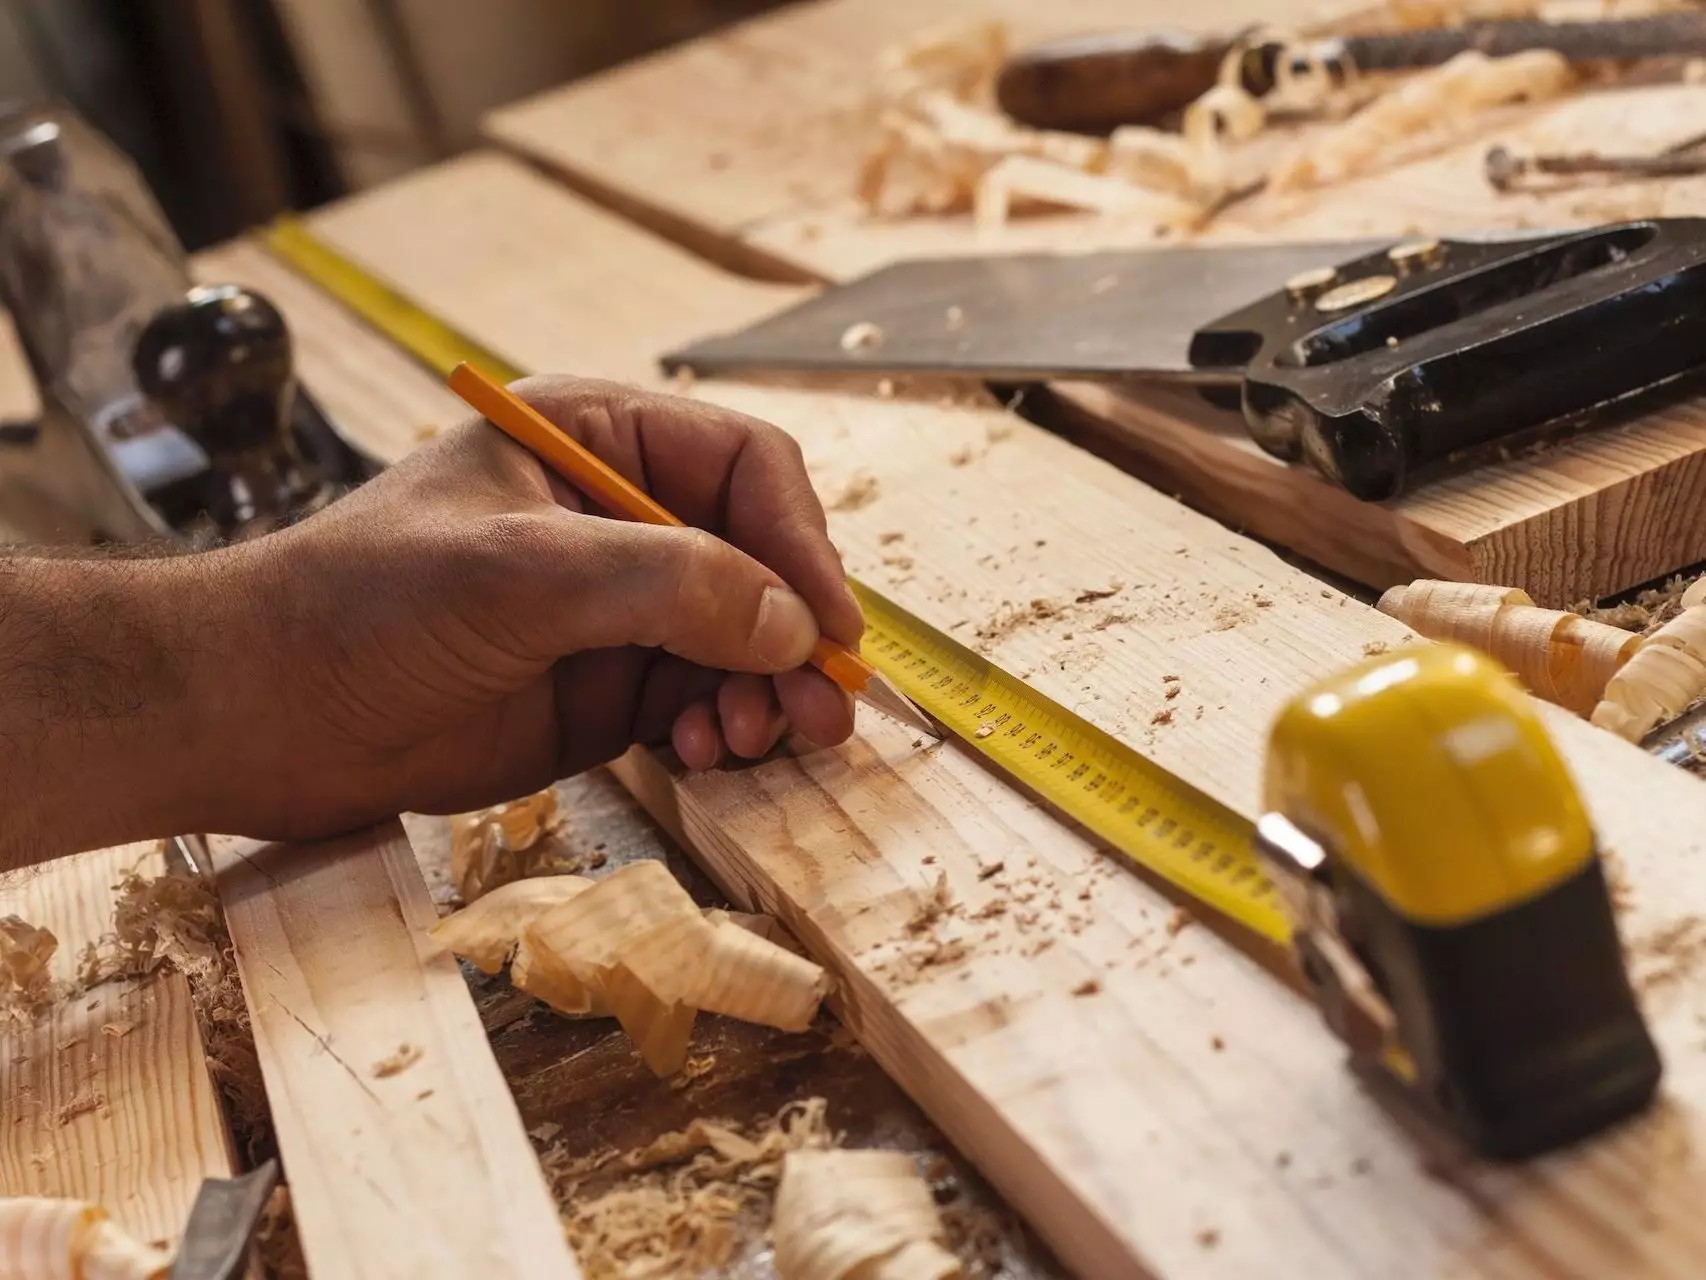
[663,220,1706,501]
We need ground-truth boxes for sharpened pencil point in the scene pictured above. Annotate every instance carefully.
[858,672,943,740]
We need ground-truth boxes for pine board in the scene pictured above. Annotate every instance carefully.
[306,150,805,391]
[300,154,1706,1278]
[483,3,1706,604]
[211,822,579,1280]
[0,844,237,1250]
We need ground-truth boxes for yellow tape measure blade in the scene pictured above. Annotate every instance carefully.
[853,582,1291,946]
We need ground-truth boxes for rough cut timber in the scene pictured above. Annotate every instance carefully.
[0,845,238,1252]
[211,823,579,1279]
[483,3,1706,606]
[297,155,1706,1278]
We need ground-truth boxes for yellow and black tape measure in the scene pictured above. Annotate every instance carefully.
[256,216,1288,947]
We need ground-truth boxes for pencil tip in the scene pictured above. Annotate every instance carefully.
[859,672,944,740]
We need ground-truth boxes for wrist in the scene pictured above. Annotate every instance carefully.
[0,548,260,866]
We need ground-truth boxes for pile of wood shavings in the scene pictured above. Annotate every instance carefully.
[854,1,1660,235]
[539,1097,836,1280]
[1576,573,1702,636]
[0,850,305,1277]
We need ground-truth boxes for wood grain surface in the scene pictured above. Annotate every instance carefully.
[211,822,579,1279]
[297,157,1706,1277]
[0,844,236,1250]
[481,1,1706,604]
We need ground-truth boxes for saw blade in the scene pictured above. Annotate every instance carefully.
[662,240,1388,386]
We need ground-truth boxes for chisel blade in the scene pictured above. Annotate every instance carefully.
[170,1159,280,1280]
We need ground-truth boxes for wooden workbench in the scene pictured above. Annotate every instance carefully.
[15,4,1706,1278]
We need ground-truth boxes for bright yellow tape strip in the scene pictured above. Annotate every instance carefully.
[852,582,1287,944]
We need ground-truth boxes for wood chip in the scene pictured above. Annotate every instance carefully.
[839,321,885,352]
[372,1043,424,1078]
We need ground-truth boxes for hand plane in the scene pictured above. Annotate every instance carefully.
[0,106,374,546]
[665,221,1706,500]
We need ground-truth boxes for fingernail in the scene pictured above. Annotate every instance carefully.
[750,586,819,668]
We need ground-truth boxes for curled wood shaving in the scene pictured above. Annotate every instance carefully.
[1379,579,1638,715]
[774,1150,960,1280]
[1272,49,1572,191]
[449,787,565,902]
[0,1196,171,1279]
[1592,583,1706,741]
[544,1096,835,1280]
[434,862,830,1075]
[858,19,1222,228]
[428,875,593,973]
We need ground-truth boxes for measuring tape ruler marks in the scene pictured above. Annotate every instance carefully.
[256,217,1290,948]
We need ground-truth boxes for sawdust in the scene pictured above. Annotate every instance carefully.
[372,1043,424,1078]
[1210,605,1248,632]
[1630,914,1706,995]
[1150,708,1175,726]
[1363,641,1390,657]
[974,597,1062,644]
[1577,574,1701,637]
[1167,906,1195,938]
[878,531,906,545]
[907,874,954,934]
[1071,978,1101,997]
[828,473,881,513]
[973,584,1125,649]
[541,1097,836,1280]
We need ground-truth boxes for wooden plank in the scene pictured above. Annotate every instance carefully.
[211,821,579,1280]
[0,845,238,1250]
[307,150,805,390]
[1049,382,1706,606]
[302,155,1706,1278]
[191,241,467,466]
[483,6,1706,604]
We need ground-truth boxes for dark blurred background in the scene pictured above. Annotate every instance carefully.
[9,0,786,250]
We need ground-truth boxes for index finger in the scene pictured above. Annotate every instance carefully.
[510,375,864,647]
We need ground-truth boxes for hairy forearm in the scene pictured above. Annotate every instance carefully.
[0,550,249,868]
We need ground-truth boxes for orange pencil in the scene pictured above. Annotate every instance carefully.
[447,362,936,736]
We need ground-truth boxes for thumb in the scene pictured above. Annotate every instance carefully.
[536,514,821,672]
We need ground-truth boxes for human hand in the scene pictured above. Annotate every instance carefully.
[205,375,862,839]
